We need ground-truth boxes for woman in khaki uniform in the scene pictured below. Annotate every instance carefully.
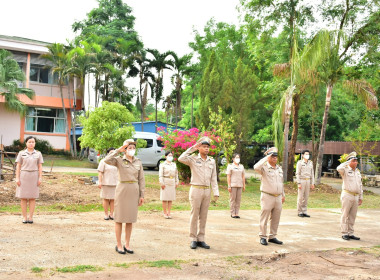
[159,151,179,219]
[98,147,118,220]
[15,136,43,224]
[227,154,245,218]
[104,139,145,255]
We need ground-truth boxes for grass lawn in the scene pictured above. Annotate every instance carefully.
[43,155,98,169]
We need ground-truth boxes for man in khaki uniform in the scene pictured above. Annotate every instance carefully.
[296,150,315,217]
[336,152,363,241]
[254,147,285,246]
[178,136,219,249]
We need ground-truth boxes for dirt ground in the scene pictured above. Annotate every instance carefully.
[1,173,380,279]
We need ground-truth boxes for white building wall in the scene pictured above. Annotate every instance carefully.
[0,103,21,146]
[24,133,66,150]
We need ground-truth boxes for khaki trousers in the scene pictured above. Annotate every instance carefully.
[340,192,359,235]
[259,192,282,239]
[297,180,311,214]
[189,187,211,242]
[229,187,243,216]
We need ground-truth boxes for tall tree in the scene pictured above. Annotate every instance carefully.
[168,52,192,127]
[41,43,73,156]
[146,49,173,131]
[0,49,34,114]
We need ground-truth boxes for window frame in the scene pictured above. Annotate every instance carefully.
[25,107,66,134]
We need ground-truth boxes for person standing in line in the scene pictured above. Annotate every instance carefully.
[178,136,219,250]
[254,147,285,246]
[15,136,43,224]
[159,151,179,219]
[295,150,315,218]
[104,139,145,254]
[98,147,118,220]
[227,153,245,218]
[337,152,363,241]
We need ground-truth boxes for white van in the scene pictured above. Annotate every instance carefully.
[133,132,165,169]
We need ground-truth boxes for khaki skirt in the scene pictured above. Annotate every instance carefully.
[16,170,39,199]
[100,185,116,199]
[114,182,140,223]
[160,178,176,201]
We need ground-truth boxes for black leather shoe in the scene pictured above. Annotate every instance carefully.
[236,216,240,219]
[349,235,360,240]
[123,246,134,254]
[303,214,310,218]
[268,238,283,245]
[28,220,33,224]
[197,241,210,249]
[298,213,305,217]
[190,241,197,249]
[260,238,268,246]
[115,246,126,254]
[342,235,350,240]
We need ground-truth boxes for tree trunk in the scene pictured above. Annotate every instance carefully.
[282,88,294,182]
[287,93,300,181]
[311,92,318,172]
[315,83,334,185]
[59,83,73,156]
[95,74,99,108]
[139,81,144,132]
[191,85,194,127]
[72,77,78,158]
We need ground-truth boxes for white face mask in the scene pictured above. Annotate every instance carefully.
[234,158,240,164]
[167,156,173,162]
[127,149,136,157]
[304,154,310,160]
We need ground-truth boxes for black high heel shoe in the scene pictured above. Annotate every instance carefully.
[115,246,126,254]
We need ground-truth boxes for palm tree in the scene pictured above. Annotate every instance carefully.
[129,50,155,131]
[301,30,378,184]
[0,49,34,114]
[41,43,73,156]
[168,52,193,127]
[146,49,173,132]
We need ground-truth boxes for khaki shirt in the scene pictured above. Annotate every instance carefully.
[226,163,245,187]
[16,149,44,171]
[337,162,363,200]
[295,160,315,185]
[159,161,179,186]
[104,149,145,198]
[178,147,219,196]
[254,156,285,197]
[98,159,118,186]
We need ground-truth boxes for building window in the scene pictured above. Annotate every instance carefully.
[29,64,59,84]
[25,107,66,133]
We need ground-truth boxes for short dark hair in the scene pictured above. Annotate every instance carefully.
[107,147,115,153]
[165,150,173,157]
[24,136,36,145]
[232,153,240,158]
[301,150,310,155]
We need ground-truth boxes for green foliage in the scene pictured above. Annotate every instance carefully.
[0,49,34,114]
[78,101,135,154]
[56,265,103,273]
[31,267,44,273]
[6,138,53,154]
[339,153,349,163]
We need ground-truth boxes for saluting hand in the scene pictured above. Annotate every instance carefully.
[192,142,202,150]
[138,197,144,206]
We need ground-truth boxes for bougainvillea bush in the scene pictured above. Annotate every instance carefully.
[158,127,222,182]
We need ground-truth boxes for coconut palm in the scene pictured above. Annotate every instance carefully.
[0,49,34,115]
[146,49,173,132]
[168,52,193,127]
[301,29,378,184]
[41,43,73,156]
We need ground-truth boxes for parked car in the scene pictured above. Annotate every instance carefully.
[89,132,165,169]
